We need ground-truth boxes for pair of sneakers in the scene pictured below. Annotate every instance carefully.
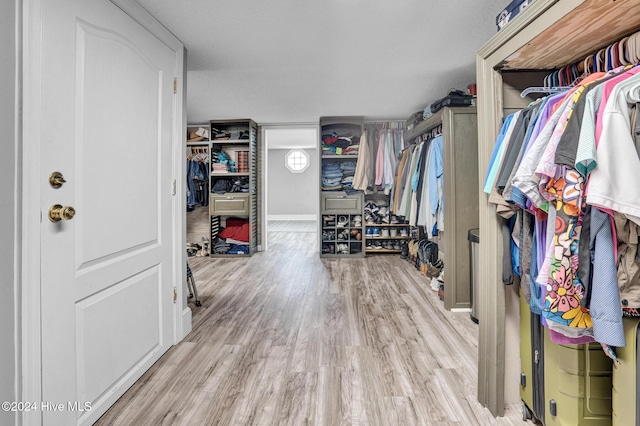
[336,243,349,254]
[366,227,380,237]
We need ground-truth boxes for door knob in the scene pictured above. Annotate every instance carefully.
[49,204,76,222]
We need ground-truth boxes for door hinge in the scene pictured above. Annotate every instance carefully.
[173,78,177,94]
[173,287,177,303]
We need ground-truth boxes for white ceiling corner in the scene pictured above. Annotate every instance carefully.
[137,0,508,124]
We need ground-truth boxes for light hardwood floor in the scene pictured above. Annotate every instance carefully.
[96,221,528,425]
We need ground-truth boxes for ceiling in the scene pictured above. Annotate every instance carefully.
[137,0,507,125]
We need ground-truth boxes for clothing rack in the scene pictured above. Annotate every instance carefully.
[364,120,404,129]
[543,28,640,87]
[411,123,442,144]
[187,145,208,161]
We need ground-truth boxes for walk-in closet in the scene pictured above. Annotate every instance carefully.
[477,0,640,423]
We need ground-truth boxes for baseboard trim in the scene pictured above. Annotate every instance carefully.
[182,307,192,338]
[267,214,317,221]
[450,308,472,313]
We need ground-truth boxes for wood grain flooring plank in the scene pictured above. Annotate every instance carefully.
[276,372,318,426]
[97,226,529,426]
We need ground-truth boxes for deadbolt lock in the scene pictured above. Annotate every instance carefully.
[49,204,76,222]
[49,172,67,189]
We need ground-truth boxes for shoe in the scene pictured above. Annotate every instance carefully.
[372,227,380,237]
[381,228,390,238]
[400,242,409,259]
[374,241,383,249]
[393,240,401,250]
[366,227,373,237]
[366,240,374,249]
[399,228,409,237]
[430,277,440,291]
[390,215,399,224]
[389,228,398,237]
[337,215,348,227]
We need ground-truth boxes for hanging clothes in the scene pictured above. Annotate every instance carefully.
[486,64,640,356]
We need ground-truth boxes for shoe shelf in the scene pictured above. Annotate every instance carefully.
[366,236,411,240]
[211,172,250,176]
[321,214,364,257]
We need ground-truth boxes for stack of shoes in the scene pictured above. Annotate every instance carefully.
[389,228,398,237]
[336,243,349,254]
[337,229,350,240]
[426,259,444,278]
[378,207,390,223]
[364,202,378,225]
[380,228,390,238]
[399,228,409,237]
[322,243,335,254]
[408,240,418,262]
[199,237,210,257]
[431,269,444,291]
[323,215,335,226]
[337,215,349,227]
[350,228,362,240]
[186,242,201,257]
[364,202,390,225]
[352,215,362,228]
[322,230,335,241]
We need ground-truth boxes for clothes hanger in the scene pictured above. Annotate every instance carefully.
[520,85,571,98]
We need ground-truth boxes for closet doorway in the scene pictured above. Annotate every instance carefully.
[262,125,319,252]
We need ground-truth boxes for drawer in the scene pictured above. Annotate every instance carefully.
[210,193,249,215]
[321,192,362,214]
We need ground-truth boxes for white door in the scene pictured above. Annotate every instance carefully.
[37,1,178,424]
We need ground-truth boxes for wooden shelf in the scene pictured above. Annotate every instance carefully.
[211,172,249,177]
[364,223,409,227]
[365,249,401,253]
[187,141,209,146]
[365,236,410,240]
[321,154,359,159]
[211,139,249,144]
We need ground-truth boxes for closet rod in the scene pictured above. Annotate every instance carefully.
[542,28,640,86]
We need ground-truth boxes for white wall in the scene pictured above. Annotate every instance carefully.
[267,149,317,218]
[1,1,18,424]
